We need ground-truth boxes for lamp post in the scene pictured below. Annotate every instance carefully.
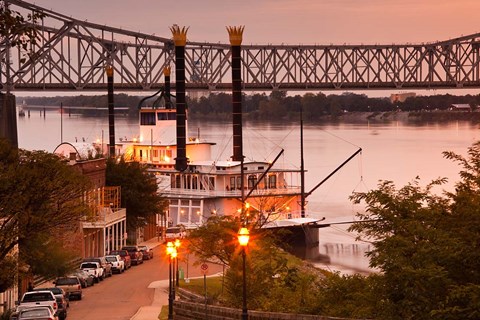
[166,242,177,320]
[238,227,250,320]
[174,238,181,287]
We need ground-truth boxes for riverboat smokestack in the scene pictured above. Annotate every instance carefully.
[170,25,188,171]
[106,65,115,158]
[164,66,172,109]
[227,26,244,162]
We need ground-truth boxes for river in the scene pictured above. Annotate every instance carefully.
[15,109,480,274]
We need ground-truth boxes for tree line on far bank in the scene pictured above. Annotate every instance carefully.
[21,91,480,121]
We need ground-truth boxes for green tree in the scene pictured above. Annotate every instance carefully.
[105,158,167,233]
[187,215,240,266]
[0,139,91,290]
[347,141,480,319]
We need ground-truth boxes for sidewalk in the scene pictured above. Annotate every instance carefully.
[130,280,169,320]
[130,237,168,320]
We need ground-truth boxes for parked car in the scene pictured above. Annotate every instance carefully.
[80,261,103,283]
[54,296,67,320]
[54,276,82,300]
[82,257,112,278]
[165,226,185,241]
[121,246,143,265]
[105,255,125,273]
[109,250,132,269]
[71,269,95,288]
[16,306,57,320]
[138,245,153,260]
[32,287,69,307]
[17,291,58,314]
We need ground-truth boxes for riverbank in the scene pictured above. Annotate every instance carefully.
[327,110,480,123]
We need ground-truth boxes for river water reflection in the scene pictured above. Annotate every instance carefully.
[16,110,480,274]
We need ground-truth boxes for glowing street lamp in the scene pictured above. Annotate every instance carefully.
[174,239,181,287]
[166,242,177,320]
[237,227,250,320]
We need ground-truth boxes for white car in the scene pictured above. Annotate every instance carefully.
[165,226,185,241]
[17,291,58,314]
[80,261,103,282]
[105,255,125,273]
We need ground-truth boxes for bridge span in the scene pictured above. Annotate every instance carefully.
[2,0,480,92]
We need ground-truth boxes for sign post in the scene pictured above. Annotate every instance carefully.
[201,263,209,318]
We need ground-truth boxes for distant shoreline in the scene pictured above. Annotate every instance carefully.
[321,111,480,123]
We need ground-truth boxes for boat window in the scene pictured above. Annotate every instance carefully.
[168,113,177,120]
[175,175,181,188]
[236,176,242,190]
[230,177,235,190]
[139,149,143,159]
[209,177,215,190]
[192,176,198,189]
[140,112,156,125]
[170,174,175,188]
[158,112,168,120]
[183,175,188,189]
[180,209,188,221]
[166,149,172,158]
[248,175,257,189]
[268,175,277,189]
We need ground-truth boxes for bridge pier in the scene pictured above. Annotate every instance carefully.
[0,93,18,147]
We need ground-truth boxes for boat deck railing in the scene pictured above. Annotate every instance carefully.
[159,186,301,198]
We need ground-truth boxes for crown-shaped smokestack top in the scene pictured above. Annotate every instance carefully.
[163,66,171,77]
[227,26,244,46]
[170,25,189,46]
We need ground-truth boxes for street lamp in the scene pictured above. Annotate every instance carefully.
[166,241,177,320]
[237,227,250,320]
[174,238,181,287]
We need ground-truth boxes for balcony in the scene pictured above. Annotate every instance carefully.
[82,207,126,228]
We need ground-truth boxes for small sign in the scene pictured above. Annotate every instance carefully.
[200,263,208,274]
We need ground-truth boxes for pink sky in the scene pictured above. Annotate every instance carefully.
[33,0,480,45]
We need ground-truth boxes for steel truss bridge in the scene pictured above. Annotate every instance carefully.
[3,0,480,92]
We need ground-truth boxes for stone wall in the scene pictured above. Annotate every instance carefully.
[173,300,362,320]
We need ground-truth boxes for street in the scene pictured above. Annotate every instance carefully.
[64,242,224,320]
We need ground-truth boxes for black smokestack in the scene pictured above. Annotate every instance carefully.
[227,26,244,162]
[106,66,115,158]
[164,66,172,109]
[170,25,188,171]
